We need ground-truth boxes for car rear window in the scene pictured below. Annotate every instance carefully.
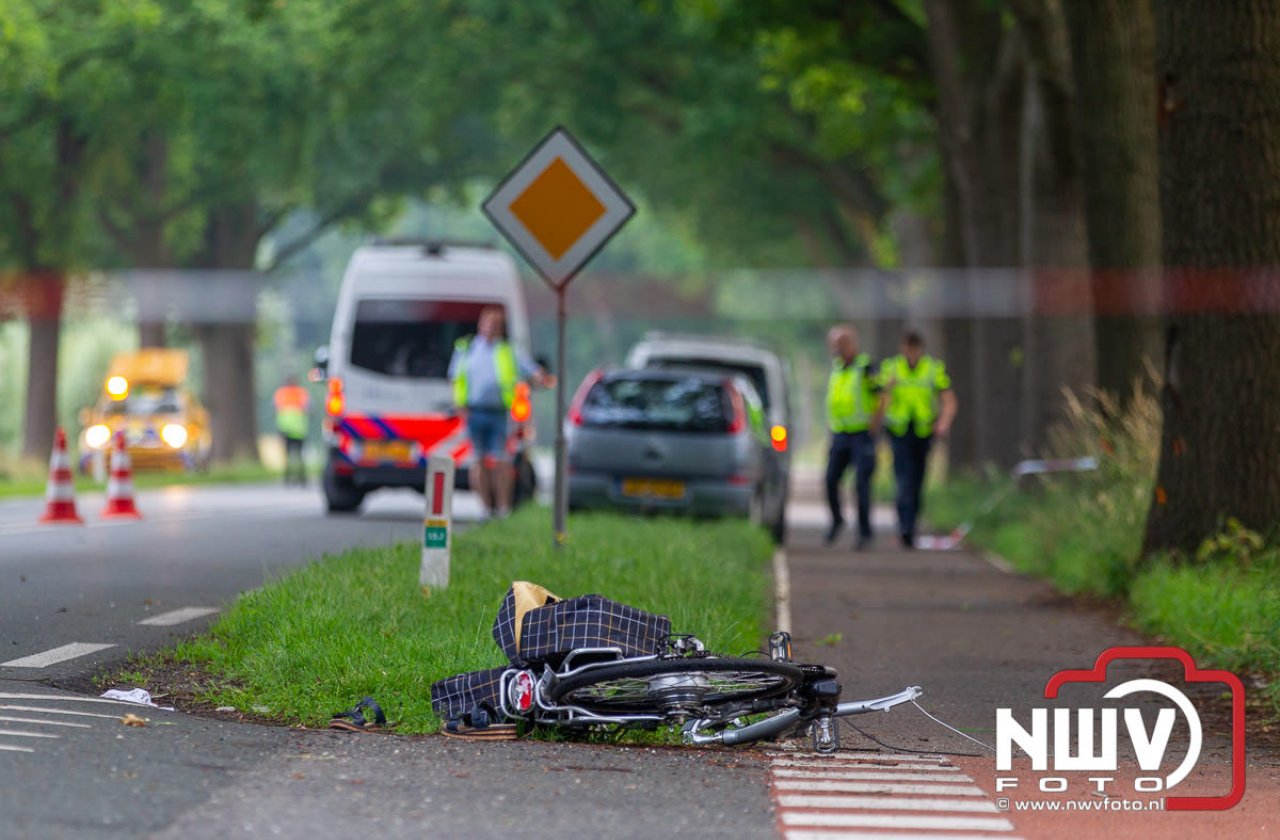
[646,357,769,408]
[580,377,732,433]
[350,299,497,378]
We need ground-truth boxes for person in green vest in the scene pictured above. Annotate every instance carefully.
[448,306,553,519]
[273,375,310,487]
[880,330,958,548]
[824,324,884,549]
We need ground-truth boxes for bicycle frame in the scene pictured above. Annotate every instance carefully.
[495,635,923,753]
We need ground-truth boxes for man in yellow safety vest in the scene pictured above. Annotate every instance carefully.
[448,306,553,519]
[824,324,884,549]
[880,330,957,548]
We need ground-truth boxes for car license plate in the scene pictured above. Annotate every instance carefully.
[620,478,686,500]
[363,440,415,464]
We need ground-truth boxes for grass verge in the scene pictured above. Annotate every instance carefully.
[110,508,774,735]
[0,460,280,498]
[926,386,1280,724]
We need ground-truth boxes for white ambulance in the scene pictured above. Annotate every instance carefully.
[316,240,537,513]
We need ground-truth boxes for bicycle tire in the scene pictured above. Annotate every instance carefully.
[549,656,804,716]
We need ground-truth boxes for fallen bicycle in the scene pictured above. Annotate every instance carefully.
[430,582,921,752]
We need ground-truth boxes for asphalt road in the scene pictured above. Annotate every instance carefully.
[0,484,471,683]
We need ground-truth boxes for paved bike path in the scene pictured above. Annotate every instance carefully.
[780,503,1277,840]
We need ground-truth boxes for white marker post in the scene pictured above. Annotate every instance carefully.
[420,455,455,595]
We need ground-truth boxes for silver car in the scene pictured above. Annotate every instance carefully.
[566,368,785,529]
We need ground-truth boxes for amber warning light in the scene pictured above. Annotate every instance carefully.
[770,425,788,452]
[326,379,344,416]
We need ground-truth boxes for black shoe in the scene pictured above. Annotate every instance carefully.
[824,521,844,546]
[855,534,872,551]
[900,534,915,550]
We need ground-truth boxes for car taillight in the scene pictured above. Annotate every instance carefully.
[510,382,532,423]
[567,370,603,426]
[728,473,752,485]
[770,424,788,452]
[724,381,746,434]
[326,378,344,416]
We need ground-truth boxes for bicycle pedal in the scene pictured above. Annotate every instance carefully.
[811,715,840,753]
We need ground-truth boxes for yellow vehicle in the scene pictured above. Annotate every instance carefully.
[78,349,212,473]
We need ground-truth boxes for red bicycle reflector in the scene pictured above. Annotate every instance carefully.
[511,671,536,713]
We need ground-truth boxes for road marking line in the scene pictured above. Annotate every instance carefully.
[775,779,986,796]
[0,692,147,706]
[773,548,792,634]
[0,716,91,728]
[1,644,115,668]
[0,744,35,753]
[772,754,947,765]
[983,551,1016,575]
[785,832,1023,840]
[776,794,997,813]
[137,606,220,626]
[0,729,59,739]
[774,768,971,782]
[0,705,122,720]
[779,812,1014,831]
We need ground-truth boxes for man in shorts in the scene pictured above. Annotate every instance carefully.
[448,306,553,518]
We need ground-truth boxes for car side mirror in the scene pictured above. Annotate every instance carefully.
[309,345,329,383]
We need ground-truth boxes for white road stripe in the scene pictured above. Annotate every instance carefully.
[785,832,1023,840]
[0,729,59,739]
[777,794,997,813]
[0,744,35,753]
[772,754,947,765]
[775,761,956,773]
[0,693,147,706]
[137,606,220,626]
[775,779,986,796]
[780,812,1014,831]
[1,644,115,668]
[0,705,123,720]
[0,716,91,729]
[775,768,968,783]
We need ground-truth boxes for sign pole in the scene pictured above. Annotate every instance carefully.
[553,285,568,547]
[479,126,636,551]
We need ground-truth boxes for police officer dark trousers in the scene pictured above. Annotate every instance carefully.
[823,325,881,549]
[880,331,956,548]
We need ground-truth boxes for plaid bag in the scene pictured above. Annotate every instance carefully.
[517,594,672,668]
[492,581,562,663]
[430,666,507,725]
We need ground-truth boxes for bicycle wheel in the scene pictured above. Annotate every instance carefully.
[549,656,804,716]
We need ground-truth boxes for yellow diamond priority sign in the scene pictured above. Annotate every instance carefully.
[483,127,635,289]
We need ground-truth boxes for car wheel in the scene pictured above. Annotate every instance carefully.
[512,454,537,508]
[323,458,365,514]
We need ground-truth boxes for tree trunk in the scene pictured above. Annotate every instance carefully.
[20,272,63,460]
[1143,0,1280,555]
[1013,2,1095,453]
[1066,0,1163,397]
[924,0,1029,468]
[194,203,263,464]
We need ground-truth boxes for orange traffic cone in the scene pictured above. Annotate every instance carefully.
[101,431,142,519]
[39,427,84,524]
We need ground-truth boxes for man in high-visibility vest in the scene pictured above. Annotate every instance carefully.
[824,324,884,549]
[880,330,957,548]
[448,306,553,519]
[273,375,310,487]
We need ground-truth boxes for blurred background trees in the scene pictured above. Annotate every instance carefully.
[0,0,1273,555]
